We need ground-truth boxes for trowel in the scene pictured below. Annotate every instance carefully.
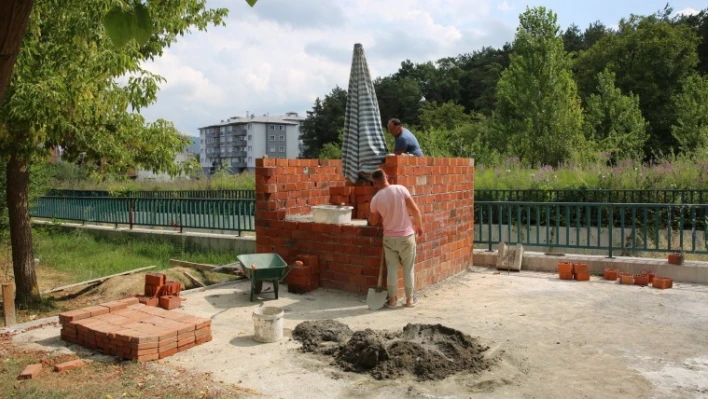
[366,251,388,310]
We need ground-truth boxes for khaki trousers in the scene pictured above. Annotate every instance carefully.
[383,234,416,298]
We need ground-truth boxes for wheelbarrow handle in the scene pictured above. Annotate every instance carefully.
[279,260,302,283]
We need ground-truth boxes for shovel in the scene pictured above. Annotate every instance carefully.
[366,250,388,310]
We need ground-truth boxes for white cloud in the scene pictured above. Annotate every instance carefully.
[138,0,515,136]
[498,1,513,12]
[674,7,699,17]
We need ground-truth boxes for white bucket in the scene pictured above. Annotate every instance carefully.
[252,306,284,343]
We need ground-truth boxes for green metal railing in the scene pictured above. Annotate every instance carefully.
[475,189,708,204]
[475,201,708,256]
[31,197,255,234]
[47,189,256,199]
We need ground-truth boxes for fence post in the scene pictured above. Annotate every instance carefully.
[608,204,614,258]
[179,200,184,234]
[129,198,135,230]
[2,283,16,327]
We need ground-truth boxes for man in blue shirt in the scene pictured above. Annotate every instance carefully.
[387,118,424,156]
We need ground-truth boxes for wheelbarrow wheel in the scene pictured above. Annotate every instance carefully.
[254,281,264,294]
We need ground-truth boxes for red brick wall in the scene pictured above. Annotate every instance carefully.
[254,156,474,296]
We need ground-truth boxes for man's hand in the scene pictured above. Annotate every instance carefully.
[415,224,423,236]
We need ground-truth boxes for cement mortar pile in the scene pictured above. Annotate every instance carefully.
[292,320,492,381]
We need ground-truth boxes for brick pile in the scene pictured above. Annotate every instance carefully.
[139,273,182,310]
[59,297,212,362]
[255,156,475,298]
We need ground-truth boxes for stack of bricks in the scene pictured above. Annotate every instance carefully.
[285,255,320,293]
[59,297,212,362]
[255,156,474,298]
[140,273,182,310]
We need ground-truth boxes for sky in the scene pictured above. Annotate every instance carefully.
[139,0,707,138]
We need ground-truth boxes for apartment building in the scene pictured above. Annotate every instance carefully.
[199,112,305,173]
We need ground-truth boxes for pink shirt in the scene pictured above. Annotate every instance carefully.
[370,185,414,237]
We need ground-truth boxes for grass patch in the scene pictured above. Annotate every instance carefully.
[32,227,237,284]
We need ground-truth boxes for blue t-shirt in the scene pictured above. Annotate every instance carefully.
[394,128,423,156]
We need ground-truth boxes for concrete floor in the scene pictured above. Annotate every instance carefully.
[12,267,708,399]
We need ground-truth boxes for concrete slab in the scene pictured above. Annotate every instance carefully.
[9,268,708,398]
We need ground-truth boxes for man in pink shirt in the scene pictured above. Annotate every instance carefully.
[368,169,423,308]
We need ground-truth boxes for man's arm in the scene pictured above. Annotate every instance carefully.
[405,196,423,236]
[393,135,406,155]
[368,211,381,227]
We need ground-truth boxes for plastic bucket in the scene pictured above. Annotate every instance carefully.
[252,306,284,343]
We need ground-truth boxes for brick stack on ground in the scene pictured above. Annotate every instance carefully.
[256,156,474,298]
[58,297,212,362]
[140,273,182,310]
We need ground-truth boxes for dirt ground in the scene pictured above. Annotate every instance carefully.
[7,267,708,399]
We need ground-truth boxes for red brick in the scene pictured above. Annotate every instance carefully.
[118,297,140,305]
[195,335,213,345]
[82,305,110,317]
[58,309,91,324]
[18,363,42,379]
[159,295,181,310]
[136,353,159,362]
[145,273,167,286]
[177,342,196,352]
[178,336,196,347]
[159,347,180,359]
[138,296,159,307]
[98,301,129,313]
[54,359,85,372]
[144,283,162,297]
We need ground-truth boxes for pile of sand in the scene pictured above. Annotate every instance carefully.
[292,320,492,381]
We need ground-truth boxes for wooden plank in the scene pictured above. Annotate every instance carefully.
[183,272,206,288]
[168,259,217,272]
[41,265,156,294]
[2,283,16,326]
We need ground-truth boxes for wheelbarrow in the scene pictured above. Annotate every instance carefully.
[236,253,296,302]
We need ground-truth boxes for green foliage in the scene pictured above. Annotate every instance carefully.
[584,69,648,161]
[475,153,708,191]
[672,74,708,152]
[492,6,585,166]
[103,3,152,47]
[374,75,423,126]
[575,11,700,155]
[0,0,227,174]
[318,142,343,160]
[418,101,472,130]
[300,87,347,158]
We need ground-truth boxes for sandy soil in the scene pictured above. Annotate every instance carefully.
[10,267,708,399]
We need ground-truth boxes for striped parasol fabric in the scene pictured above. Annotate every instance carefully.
[342,43,388,183]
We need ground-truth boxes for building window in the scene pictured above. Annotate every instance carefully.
[248,157,252,162]
[247,135,252,141]
[247,124,252,130]
[279,125,284,131]
[248,146,252,151]
[279,146,285,152]
[269,146,276,152]
[269,135,275,141]
[268,124,274,130]
[279,136,285,141]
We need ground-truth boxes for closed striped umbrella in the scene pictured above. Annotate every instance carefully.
[342,43,387,183]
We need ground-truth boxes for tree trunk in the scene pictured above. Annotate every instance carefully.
[6,155,40,307]
[0,0,34,106]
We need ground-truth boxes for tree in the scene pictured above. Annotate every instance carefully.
[456,45,512,115]
[374,76,422,126]
[584,69,648,161]
[418,101,472,130]
[300,87,347,158]
[0,0,226,306]
[575,12,700,156]
[672,74,708,152]
[674,8,708,75]
[562,24,584,54]
[492,7,585,166]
